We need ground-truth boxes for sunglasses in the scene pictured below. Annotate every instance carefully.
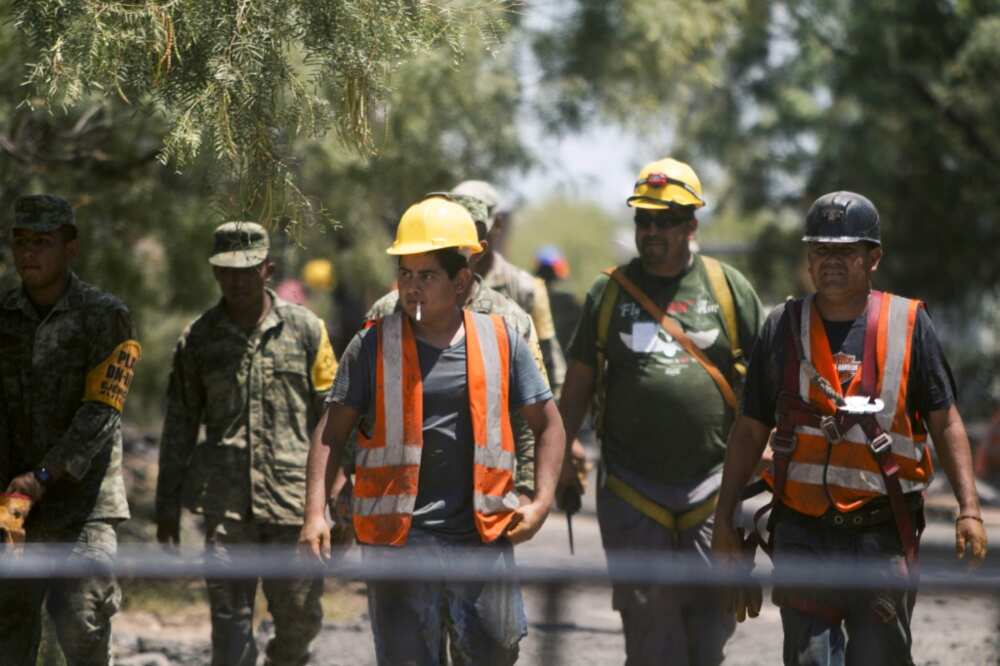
[634,211,694,230]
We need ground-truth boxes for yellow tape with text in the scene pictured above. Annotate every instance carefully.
[84,340,142,412]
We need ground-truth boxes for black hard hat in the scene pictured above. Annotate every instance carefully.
[803,191,881,245]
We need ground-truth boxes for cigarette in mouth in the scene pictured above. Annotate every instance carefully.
[416,302,422,322]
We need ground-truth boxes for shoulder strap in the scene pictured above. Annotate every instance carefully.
[701,256,743,374]
[595,271,620,355]
[592,269,621,435]
[605,267,738,409]
[861,290,882,397]
[782,299,803,394]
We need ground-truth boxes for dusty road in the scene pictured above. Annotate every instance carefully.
[113,482,1000,666]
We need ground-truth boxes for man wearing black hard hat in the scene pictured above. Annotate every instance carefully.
[712,191,987,664]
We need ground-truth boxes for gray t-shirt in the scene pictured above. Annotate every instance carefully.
[331,316,552,541]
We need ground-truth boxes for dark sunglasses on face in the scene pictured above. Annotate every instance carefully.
[633,210,693,231]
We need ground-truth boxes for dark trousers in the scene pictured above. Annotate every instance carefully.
[0,521,120,666]
[596,483,735,666]
[772,512,917,666]
[204,517,324,666]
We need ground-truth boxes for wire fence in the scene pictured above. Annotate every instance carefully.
[1,543,995,592]
[3,540,998,664]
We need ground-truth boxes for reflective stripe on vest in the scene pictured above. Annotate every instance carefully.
[352,310,518,546]
[777,293,932,516]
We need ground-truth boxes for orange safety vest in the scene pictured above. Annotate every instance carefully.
[765,292,933,517]
[352,310,519,546]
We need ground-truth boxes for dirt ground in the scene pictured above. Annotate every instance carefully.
[111,479,1000,666]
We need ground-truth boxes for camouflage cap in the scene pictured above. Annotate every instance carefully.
[452,180,501,231]
[424,192,489,230]
[12,194,76,233]
[209,221,270,267]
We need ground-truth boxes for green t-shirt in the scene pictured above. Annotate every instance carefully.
[568,256,763,485]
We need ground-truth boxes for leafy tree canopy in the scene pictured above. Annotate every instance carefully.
[12,0,508,224]
[0,4,529,423]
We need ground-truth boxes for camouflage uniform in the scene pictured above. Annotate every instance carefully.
[0,195,138,666]
[366,277,546,494]
[483,252,567,395]
[157,223,338,666]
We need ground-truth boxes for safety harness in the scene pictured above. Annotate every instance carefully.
[593,257,743,535]
[756,292,922,621]
[593,257,744,433]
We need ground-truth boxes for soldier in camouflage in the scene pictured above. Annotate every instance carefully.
[0,194,140,665]
[365,192,547,497]
[156,222,338,666]
[452,180,567,394]
[452,181,590,507]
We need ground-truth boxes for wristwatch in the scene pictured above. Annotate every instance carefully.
[32,467,53,487]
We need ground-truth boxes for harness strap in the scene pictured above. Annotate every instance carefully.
[605,473,718,533]
[774,590,846,626]
[755,301,806,556]
[593,272,620,435]
[702,256,745,376]
[850,414,921,574]
[862,291,882,397]
[604,267,738,409]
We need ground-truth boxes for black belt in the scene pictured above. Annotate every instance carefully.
[776,493,924,531]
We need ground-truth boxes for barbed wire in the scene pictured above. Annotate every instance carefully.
[0,544,994,592]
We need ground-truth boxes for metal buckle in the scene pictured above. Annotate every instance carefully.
[868,432,893,456]
[820,415,842,442]
[770,431,797,454]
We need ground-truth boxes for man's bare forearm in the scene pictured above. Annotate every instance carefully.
[531,400,566,506]
[558,360,595,448]
[716,415,771,527]
[928,405,981,516]
[304,404,358,520]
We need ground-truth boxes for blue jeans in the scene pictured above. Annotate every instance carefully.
[362,528,527,666]
[773,513,917,666]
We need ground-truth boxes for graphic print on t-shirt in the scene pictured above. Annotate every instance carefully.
[620,321,720,376]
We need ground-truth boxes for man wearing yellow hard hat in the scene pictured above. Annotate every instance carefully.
[365,192,550,500]
[558,158,765,664]
[300,195,566,665]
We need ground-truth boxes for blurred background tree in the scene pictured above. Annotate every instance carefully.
[0,1,525,423]
[530,0,1000,415]
[11,0,508,223]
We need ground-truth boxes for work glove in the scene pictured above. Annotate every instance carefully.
[0,493,32,557]
[727,528,763,622]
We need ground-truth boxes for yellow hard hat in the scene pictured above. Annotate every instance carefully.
[626,158,705,210]
[387,196,483,256]
[301,258,336,291]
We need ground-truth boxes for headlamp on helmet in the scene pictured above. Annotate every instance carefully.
[627,158,706,211]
